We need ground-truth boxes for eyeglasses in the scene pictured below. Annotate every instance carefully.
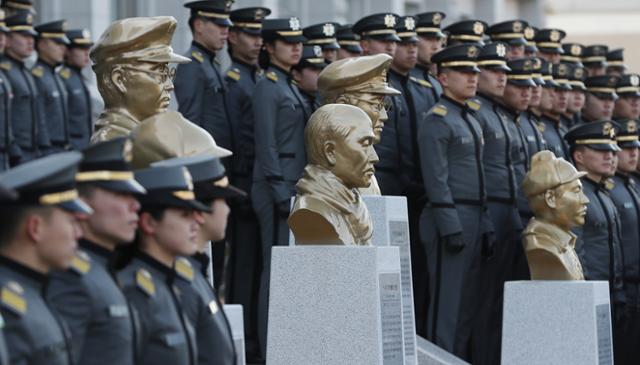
[121,65,177,83]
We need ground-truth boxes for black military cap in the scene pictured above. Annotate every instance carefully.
[477,42,510,71]
[585,75,619,99]
[531,57,545,86]
[0,151,93,213]
[304,22,340,50]
[565,120,621,152]
[431,43,481,73]
[523,26,538,54]
[506,58,535,87]
[0,182,16,202]
[582,45,608,68]
[560,43,584,66]
[534,28,566,54]
[294,45,327,69]
[552,63,572,91]
[76,137,146,195]
[134,165,210,212]
[35,19,70,44]
[615,120,640,148]
[444,20,488,44]
[1,0,34,13]
[352,13,401,42]
[66,29,93,48]
[486,19,528,46]
[616,74,640,97]
[606,48,625,70]
[539,58,559,89]
[230,7,270,35]
[6,10,35,36]
[0,9,9,33]
[184,0,233,27]
[396,16,418,43]
[261,17,306,43]
[336,24,362,54]
[153,155,246,202]
[415,11,446,38]
[567,63,587,91]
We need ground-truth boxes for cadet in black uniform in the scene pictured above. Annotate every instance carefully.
[0,0,34,17]
[0,10,15,171]
[418,44,493,361]
[0,151,92,365]
[352,13,400,57]
[608,120,640,365]
[47,138,145,365]
[538,60,570,159]
[583,44,608,77]
[61,29,93,150]
[582,75,618,123]
[250,17,307,358]
[33,20,70,153]
[613,73,640,122]
[336,24,362,59]
[518,57,547,185]
[154,154,247,365]
[486,19,528,60]
[565,121,626,363]
[563,62,587,128]
[533,28,565,64]
[0,182,16,365]
[444,19,487,46]
[606,48,626,77]
[118,165,209,365]
[411,11,445,101]
[291,45,327,113]
[523,26,538,57]
[3,11,49,162]
[303,22,340,63]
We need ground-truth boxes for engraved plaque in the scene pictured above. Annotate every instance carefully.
[379,272,404,365]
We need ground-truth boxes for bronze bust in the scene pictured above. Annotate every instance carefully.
[288,104,377,245]
[522,150,589,280]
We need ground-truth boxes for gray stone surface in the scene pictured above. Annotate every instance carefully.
[223,304,246,365]
[501,281,612,365]
[267,246,402,365]
[363,195,418,365]
[416,336,470,365]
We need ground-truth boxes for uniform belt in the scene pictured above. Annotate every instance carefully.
[487,196,516,205]
[278,153,295,158]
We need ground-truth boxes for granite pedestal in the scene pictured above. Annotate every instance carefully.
[267,246,404,365]
[501,281,612,365]
[223,304,246,365]
[415,336,470,365]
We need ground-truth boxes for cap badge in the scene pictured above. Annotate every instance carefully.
[496,43,506,58]
[609,76,618,87]
[289,17,300,31]
[524,26,535,40]
[628,120,637,133]
[182,167,194,191]
[62,21,68,31]
[603,122,614,138]
[571,44,582,56]
[224,0,234,12]
[254,8,266,20]
[323,23,335,37]
[558,64,567,76]
[82,29,91,39]
[524,59,533,71]
[123,139,133,163]
[384,14,396,28]
[467,45,478,58]
[550,30,561,42]
[513,21,523,33]
[473,21,484,35]
[313,45,322,57]
[533,58,542,69]
[432,13,442,26]
[630,75,639,87]
[26,13,33,25]
[575,68,584,78]
[405,17,415,31]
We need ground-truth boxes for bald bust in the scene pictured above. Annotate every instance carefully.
[288,104,378,245]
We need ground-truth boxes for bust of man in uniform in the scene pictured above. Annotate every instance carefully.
[288,104,377,245]
[317,53,400,195]
[522,150,589,280]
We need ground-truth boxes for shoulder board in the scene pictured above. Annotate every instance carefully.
[410,76,432,88]
[208,300,219,315]
[290,79,298,86]
[31,66,43,78]
[59,67,71,80]
[174,257,194,282]
[431,104,448,117]
[226,68,241,81]
[70,251,91,275]
[135,268,155,297]
[0,62,11,71]
[266,71,278,82]
[191,51,204,63]
[604,179,615,191]
[536,121,545,133]
[1,281,26,315]
[466,99,481,111]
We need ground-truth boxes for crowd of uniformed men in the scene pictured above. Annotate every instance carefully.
[1,0,640,363]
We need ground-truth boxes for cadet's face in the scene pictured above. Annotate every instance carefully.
[417,35,443,65]
[351,93,387,143]
[617,147,639,173]
[269,40,302,68]
[38,208,82,270]
[293,67,321,94]
[393,42,417,73]
[507,45,525,60]
[122,62,174,120]
[478,68,506,98]
[615,95,640,119]
[538,51,560,64]
[65,47,90,68]
[331,120,379,188]
[323,48,337,62]
[197,199,230,242]
[584,94,614,120]
[7,32,33,58]
[574,148,616,178]
[552,179,589,229]
[199,20,228,51]
[441,70,478,101]
[37,38,66,64]
[337,48,359,60]
[568,90,586,113]
[503,84,532,111]
[539,87,555,111]
[586,66,606,77]
[82,188,140,245]
[362,39,396,57]
[228,30,262,64]
[529,84,542,107]
[552,89,569,113]
[154,208,200,256]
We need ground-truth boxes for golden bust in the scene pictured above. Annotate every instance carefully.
[317,54,400,196]
[288,104,377,245]
[522,150,589,280]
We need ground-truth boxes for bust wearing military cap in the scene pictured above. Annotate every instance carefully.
[288,104,376,245]
[522,150,588,280]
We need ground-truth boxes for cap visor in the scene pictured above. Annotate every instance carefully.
[366,84,402,95]
[188,198,212,212]
[618,91,640,98]
[586,143,620,152]
[539,47,562,55]
[90,180,147,195]
[0,26,9,33]
[482,64,511,72]
[282,35,307,43]
[196,184,248,201]
[508,78,536,87]
[450,66,481,73]
[15,29,37,37]
[140,53,191,64]
[619,140,640,148]
[556,83,572,91]
[543,80,560,89]
[59,198,93,214]
[418,31,445,39]
[343,45,363,54]
[589,92,617,100]
[322,43,340,50]
[506,38,527,46]
[533,77,545,86]
[238,28,262,36]
[0,185,17,201]
[525,45,538,53]
[212,18,233,27]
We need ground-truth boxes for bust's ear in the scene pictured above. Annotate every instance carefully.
[543,189,557,209]
[110,66,127,95]
[324,140,336,166]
